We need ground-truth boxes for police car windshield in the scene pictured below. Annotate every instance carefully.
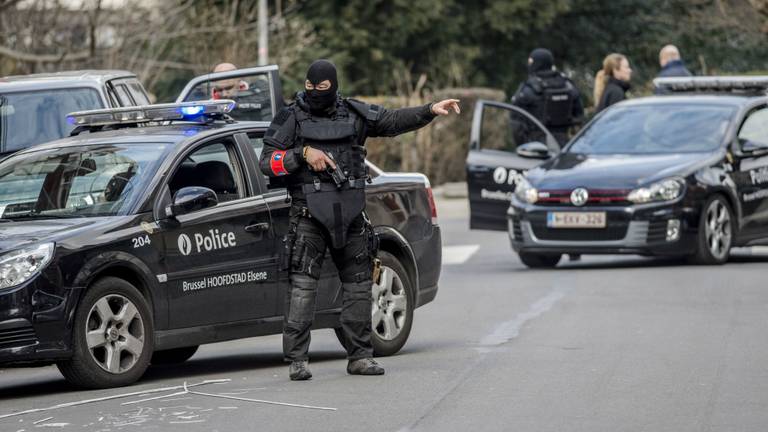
[0,143,169,219]
[0,88,103,153]
[568,104,735,154]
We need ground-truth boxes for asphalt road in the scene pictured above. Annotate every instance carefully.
[2,198,768,432]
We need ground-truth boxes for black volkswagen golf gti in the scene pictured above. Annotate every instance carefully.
[0,73,441,388]
[492,77,768,267]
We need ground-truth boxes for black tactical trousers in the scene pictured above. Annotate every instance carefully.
[283,207,375,362]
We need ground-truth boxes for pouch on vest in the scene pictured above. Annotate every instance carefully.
[304,185,366,249]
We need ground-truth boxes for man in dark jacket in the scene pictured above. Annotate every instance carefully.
[658,45,692,78]
[511,48,584,146]
[259,59,459,381]
[655,45,692,94]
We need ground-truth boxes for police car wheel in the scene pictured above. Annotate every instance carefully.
[690,195,733,265]
[151,346,199,365]
[57,277,154,389]
[518,252,562,268]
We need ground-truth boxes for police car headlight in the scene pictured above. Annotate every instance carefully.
[0,243,54,290]
[515,177,539,204]
[627,178,685,204]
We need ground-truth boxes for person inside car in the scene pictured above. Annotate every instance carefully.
[211,62,249,99]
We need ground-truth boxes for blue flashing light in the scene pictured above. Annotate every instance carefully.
[180,105,205,116]
[66,116,76,125]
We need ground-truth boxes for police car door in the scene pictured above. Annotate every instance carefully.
[176,65,283,122]
[733,104,768,240]
[161,135,277,328]
[466,100,559,230]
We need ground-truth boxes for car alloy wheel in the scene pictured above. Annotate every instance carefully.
[58,277,153,388]
[86,294,146,374]
[372,265,408,342]
[704,198,732,261]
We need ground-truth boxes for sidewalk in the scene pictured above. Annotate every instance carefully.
[432,181,467,199]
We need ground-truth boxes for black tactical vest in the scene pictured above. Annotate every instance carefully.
[531,74,575,128]
[293,101,369,248]
[292,101,368,188]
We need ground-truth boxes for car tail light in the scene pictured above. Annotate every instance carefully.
[426,186,438,224]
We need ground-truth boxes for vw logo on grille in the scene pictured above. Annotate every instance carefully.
[570,188,589,206]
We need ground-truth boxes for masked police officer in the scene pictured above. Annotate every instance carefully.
[511,48,584,146]
[260,59,459,380]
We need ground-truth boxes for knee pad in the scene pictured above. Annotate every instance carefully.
[287,275,318,324]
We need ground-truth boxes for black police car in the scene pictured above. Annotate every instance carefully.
[0,69,441,388]
[468,76,768,267]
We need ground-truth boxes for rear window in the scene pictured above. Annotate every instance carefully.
[0,87,103,153]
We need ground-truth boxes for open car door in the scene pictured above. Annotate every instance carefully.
[466,100,559,230]
[176,65,283,122]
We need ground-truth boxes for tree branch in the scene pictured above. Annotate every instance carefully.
[0,45,91,62]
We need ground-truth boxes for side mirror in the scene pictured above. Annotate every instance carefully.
[168,186,217,217]
[516,141,552,159]
[740,139,768,157]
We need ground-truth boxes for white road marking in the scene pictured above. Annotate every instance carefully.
[443,245,480,265]
[733,246,768,256]
[479,287,569,349]
[0,379,230,421]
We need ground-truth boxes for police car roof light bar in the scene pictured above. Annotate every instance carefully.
[654,76,768,95]
[66,100,236,128]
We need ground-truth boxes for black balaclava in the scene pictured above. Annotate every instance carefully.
[528,48,554,75]
[305,59,338,114]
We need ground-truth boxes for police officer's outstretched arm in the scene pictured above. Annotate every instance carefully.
[351,98,460,138]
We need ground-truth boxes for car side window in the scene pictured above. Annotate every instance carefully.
[738,106,768,146]
[105,86,120,107]
[246,131,285,191]
[114,84,135,106]
[127,81,151,105]
[481,105,548,152]
[168,138,246,203]
[246,132,264,159]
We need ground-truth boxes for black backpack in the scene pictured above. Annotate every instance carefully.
[532,74,575,128]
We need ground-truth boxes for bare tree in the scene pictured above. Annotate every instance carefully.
[0,0,318,99]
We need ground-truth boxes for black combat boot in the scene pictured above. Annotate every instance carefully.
[347,358,385,375]
[289,360,312,381]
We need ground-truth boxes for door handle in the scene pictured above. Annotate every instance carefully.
[245,222,270,233]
